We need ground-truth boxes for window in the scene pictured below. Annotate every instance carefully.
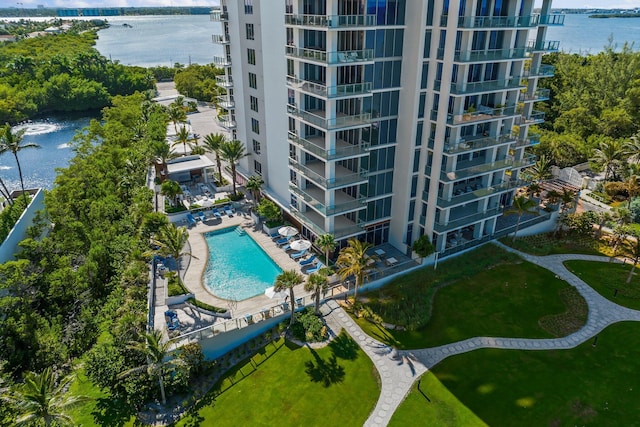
[254,160,262,175]
[247,48,256,65]
[246,23,254,40]
[251,118,260,134]
[252,139,261,154]
[244,0,253,14]
[249,72,257,89]
[250,95,259,112]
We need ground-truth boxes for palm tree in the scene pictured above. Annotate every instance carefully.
[505,195,539,242]
[304,270,330,315]
[152,140,178,180]
[172,126,193,156]
[5,368,87,427]
[245,175,264,203]
[0,123,40,203]
[336,238,377,302]
[622,229,640,283]
[274,269,304,326]
[591,138,624,181]
[610,224,632,263]
[151,224,196,271]
[168,97,187,134]
[624,132,640,164]
[524,154,552,183]
[202,133,226,185]
[219,140,248,196]
[623,175,640,208]
[595,211,614,238]
[119,330,184,405]
[315,233,336,266]
[160,180,182,207]
[0,125,13,205]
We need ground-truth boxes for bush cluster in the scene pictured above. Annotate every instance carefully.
[290,308,328,343]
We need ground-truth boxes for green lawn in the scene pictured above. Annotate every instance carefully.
[174,332,379,427]
[499,232,609,256]
[355,247,587,349]
[565,260,640,310]
[392,322,640,427]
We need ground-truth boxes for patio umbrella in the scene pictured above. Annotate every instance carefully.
[290,239,312,251]
[200,198,214,207]
[278,226,298,237]
[264,286,286,299]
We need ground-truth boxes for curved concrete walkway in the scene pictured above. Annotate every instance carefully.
[321,244,640,427]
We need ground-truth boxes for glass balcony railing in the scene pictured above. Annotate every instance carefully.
[440,77,526,95]
[287,105,371,130]
[212,34,230,44]
[526,40,560,52]
[443,14,539,28]
[286,76,372,98]
[212,56,232,67]
[216,95,234,109]
[215,75,233,88]
[290,208,364,239]
[210,10,228,22]
[216,115,236,130]
[434,208,501,233]
[439,133,517,155]
[285,46,374,64]
[285,14,376,28]
[288,158,368,189]
[436,155,534,182]
[519,88,550,102]
[287,131,369,160]
[536,13,565,26]
[440,47,528,62]
[517,111,546,125]
[523,65,555,78]
[439,105,518,125]
[289,184,366,216]
[515,133,541,147]
[437,179,528,208]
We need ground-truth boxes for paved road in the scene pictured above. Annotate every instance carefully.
[319,244,640,427]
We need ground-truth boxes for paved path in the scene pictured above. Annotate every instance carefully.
[320,244,640,427]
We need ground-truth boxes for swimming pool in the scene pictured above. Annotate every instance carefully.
[203,227,282,300]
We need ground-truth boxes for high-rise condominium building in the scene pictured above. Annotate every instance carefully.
[211,0,562,254]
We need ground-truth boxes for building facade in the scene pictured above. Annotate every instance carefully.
[212,0,562,254]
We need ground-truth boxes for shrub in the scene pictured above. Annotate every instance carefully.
[290,308,327,342]
[257,198,281,223]
[412,235,435,258]
[229,191,245,202]
[0,195,30,243]
[186,297,226,313]
[166,272,189,296]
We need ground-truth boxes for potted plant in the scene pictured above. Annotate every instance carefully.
[257,199,283,234]
[463,104,476,121]
[411,235,436,264]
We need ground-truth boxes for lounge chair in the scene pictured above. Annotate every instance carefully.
[299,255,316,266]
[186,213,197,227]
[224,206,234,217]
[269,231,281,239]
[212,208,222,218]
[197,211,206,221]
[305,262,324,274]
[281,244,291,251]
[275,236,291,246]
[290,249,307,260]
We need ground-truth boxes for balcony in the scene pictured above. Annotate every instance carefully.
[439,133,517,155]
[516,111,546,126]
[519,88,550,102]
[210,10,228,22]
[526,40,560,53]
[436,155,533,182]
[523,65,555,78]
[216,95,234,109]
[287,105,371,130]
[439,77,526,95]
[515,133,541,148]
[443,14,538,28]
[434,208,501,233]
[285,46,374,64]
[288,131,369,161]
[289,184,366,216]
[212,56,232,67]
[286,76,372,98]
[290,208,364,239]
[285,14,376,28]
[437,179,528,208]
[288,158,368,189]
[440,47,528,62]
[440,105,518,125]
[215,75,233,88]
[536,14,565,26]
[212,34,230,45]
[216,115,236,130]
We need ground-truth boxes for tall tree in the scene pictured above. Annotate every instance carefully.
[219,140,248,196]
[167,97,187,134]
[151,224,196,272]
[0,123,40,202]
[245,175,264,203]
[524,154,552,183]
[505,195,539,242]
[623,175,640,208]
[202,133,226,185]
[172,126,193,157]
[625,132,640,164]
[118,330,184,405]
[336,238,376,302]
[160,180,182,207]
[274,270,304,326]
[315,233,337,266]
[4,368,87,427]
[590,138,624,181]
[152,140,178,179]
[304,270,330,315]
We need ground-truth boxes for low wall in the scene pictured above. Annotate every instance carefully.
[0,189,45,263]
[165,292,195,306]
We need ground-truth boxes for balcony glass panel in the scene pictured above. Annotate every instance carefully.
[287,105,371,130]
[442,77,526,95]
[517,111,546,125]
[212,34,230,44]
[285,46,374,64]
[441,133,516,155]
[526,40,560,52]
[289,184,366,216]
[443,105,518,125]
[434,208,501,233]
[286,77,372,98]
[288,158,368,189]
[439,48,528,62]
[437,179,527,208]
[213,56,232,66]
[285,14,375,28]
[453,15,539,28]
[287,131,369,160]
[519,88,550,102]
[537,14,565,25]
[215,75,233,88]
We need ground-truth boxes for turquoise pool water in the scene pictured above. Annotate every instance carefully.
[204,227,282,300]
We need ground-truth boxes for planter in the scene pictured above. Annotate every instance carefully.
[166,292,194,306]
[263,223,284,235]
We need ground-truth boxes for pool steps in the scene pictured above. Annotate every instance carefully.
[234,226,246,236]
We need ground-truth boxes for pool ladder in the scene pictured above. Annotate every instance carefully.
[235,226,246,236]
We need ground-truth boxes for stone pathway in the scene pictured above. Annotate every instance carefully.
[319,244,640,427]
